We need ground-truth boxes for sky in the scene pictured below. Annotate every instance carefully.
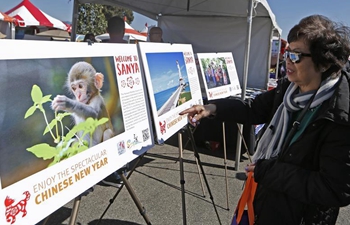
[1,0,350,39]
[146,52,187,93]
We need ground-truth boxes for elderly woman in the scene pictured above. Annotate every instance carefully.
[180,15,350,224]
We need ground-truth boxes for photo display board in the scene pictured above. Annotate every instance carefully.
[196,52,241,100]
[138,42,203,143]
[0,40,154,225]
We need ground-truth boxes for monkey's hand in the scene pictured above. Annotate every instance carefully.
[52,95,74,112]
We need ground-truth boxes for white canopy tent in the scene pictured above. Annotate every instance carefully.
[72,0,281,90]
[71,0,281,167]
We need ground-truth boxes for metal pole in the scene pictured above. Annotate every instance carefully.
[68,196,81,225]
[119,173,152,225]
[222,122,229,209]
[235,0,254,171]
[178,131,187,225]
[71,0,79,42]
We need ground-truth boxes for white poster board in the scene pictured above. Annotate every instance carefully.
[138,42,203,143]
[196,52,241,100]
[0,40,154,225]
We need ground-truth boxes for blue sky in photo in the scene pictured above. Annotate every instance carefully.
[145,52,187,93]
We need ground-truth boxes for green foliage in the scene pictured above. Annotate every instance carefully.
[200,57,228,71]
[103,5,134,23]
[25,85,109,167]
[77,3,134,36]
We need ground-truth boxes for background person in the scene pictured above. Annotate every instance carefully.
[83,32,96,42]
[180,14,350,224]
[107,16,127,43]
[148,26,163,42]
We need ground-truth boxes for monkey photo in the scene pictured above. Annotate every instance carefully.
[52,61,115,147]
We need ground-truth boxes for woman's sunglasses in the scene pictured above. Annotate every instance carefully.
[284,50,312,63]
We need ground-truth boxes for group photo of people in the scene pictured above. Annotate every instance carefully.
[200,57,231,89]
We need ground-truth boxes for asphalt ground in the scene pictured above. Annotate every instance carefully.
[36,133,350,225]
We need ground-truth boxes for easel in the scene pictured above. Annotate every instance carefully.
[40,157,152,225]
[185,121,230,210]
[177,123,222,225]
[40,186,90,225]
[41,154,151,225]
[96,154,152,225]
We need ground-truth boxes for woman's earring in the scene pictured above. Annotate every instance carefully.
[321,68,326,72]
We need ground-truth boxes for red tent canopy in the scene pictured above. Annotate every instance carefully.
[5,0,70,30]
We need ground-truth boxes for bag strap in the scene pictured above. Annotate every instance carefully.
[235,172,257,225]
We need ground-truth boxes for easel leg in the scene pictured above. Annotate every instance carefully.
[68,196,81,225]
[194,157,206,197]
[183,127,206,197]
[178,131,187,225]
[234,124,244,170]
[119,172,152,225]
[97,154,147,225]
[186,124,222,225]
[222,122,230,210]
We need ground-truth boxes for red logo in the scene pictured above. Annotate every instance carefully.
[5,191,30,224]
[159,121,166,134]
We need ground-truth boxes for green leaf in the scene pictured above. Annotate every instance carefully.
[24,105,37,119]
[65,128,78,141]
[56,112,71,121]
[44,118,58,135]
[31,85,43,103]
[69,143,88,156]
[41,95,52,104]
[96,117,109,126]
[38,104,45,113]
[48,155,61,167]
[27,143,58,160]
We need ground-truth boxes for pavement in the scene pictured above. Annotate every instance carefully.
[36,133,350,225]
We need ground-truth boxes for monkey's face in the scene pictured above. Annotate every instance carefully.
[71,79,90,104]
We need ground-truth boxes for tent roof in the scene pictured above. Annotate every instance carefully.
[0,11,16,23]
[74,0,281,89]
[78,0,281,34]
[5,0,70,30]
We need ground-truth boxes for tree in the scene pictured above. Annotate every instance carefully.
[77,4,106,35]
[103,5,134,23]
[77,4,133,36]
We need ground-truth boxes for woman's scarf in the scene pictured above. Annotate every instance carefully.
[252,76,340,162]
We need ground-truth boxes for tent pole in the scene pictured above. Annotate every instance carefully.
[71,0,79,42]
[234,0,254,171]
[10,22,15,39]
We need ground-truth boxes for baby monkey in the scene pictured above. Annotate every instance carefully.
[52,61,114,146]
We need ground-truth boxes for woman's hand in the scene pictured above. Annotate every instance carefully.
[245,163,255,177]
[179,104,217,127]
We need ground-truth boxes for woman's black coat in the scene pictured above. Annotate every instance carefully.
[212,69,350,224]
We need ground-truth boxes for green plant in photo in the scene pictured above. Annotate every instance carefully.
[24,84,109,167]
